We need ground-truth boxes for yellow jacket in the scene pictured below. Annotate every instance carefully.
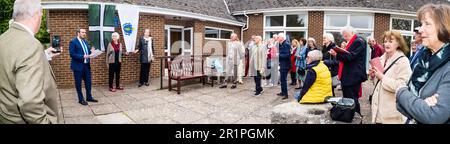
[300,61,333,104]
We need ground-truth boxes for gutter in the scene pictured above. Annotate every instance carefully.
[42,1,245,27]
[241,11,249,42]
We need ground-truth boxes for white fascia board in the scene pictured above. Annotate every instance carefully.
[232,7,417,17]
[42,1,245,27]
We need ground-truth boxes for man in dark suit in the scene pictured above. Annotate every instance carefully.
[276,33,292,100]
[69,28,98,106]
[330,26,367,114]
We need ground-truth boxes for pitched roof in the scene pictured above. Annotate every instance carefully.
[43,0,236,20]
[227,0,450,14]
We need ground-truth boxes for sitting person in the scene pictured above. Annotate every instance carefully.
[296,50,333,103]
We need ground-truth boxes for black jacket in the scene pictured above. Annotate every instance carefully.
[322,42,339,77]
[138,37,155,64]
[335,36,368,86]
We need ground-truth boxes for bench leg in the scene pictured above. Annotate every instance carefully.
[168,78,172,91]
[202,77,206,85]
[212,78,214,87]
[177,79,181,94]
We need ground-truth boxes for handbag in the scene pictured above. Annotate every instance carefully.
[329,97,356,123]
[331,76,340,87]
[369,56,405,104]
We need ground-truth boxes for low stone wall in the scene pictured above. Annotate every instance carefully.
[271,101,362,124]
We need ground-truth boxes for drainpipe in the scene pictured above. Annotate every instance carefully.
[241,11,249,42]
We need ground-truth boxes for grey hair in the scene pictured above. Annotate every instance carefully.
[307,50,323,61]
[13,0,42,21]
[323,33,335,43]
[278,33,286,40]
[367,36,375,41]
[340,26,357,35]
[112,32,120,39]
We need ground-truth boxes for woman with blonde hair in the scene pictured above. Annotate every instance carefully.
[369,31,412,124]
[290,39,300,86]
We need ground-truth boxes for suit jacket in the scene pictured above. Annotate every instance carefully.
[278,40,292,70]
[138,37,155,64]
[0,23,59,124]
[336,36,368,86]
[409,45,425,69]
[69,37,92,71]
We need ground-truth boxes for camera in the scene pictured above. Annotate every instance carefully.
[52,35,61,53]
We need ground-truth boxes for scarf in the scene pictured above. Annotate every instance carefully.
[112,41,120,53]
[408,43,450,97]
[144,37,153,62]
[338,34,357,80]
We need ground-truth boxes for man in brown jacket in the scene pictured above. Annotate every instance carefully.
[0,0,59,124]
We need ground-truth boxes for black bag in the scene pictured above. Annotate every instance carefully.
[329,98,356,123]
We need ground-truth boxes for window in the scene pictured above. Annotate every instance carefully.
[204,27,233,40]
[286,15,306,27]
[205,28,219,38]
[390,17,420,50]
[326,15,347,27]
[265,16,284,27]
[264,13,308,40]
[324,13,374,45]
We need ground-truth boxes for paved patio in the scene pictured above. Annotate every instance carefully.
[57,78,374,124]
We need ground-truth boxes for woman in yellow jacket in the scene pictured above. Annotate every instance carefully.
[369,31,412,124]
[296,50,333,103]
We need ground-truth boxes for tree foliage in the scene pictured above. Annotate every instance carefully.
[0,0,50,44]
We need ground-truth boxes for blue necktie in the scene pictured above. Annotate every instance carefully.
[81,40,89,63]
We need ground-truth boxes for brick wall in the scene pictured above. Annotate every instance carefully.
[374,13,391,43]
[48,10,164,88]
[241,14,263,43]
[308,11,324,44]
[47,10,240,88]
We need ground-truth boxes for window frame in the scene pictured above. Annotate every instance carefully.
[204,26,234,40]
[263,12,308,40]
[324,13,374,44]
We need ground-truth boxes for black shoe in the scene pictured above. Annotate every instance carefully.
[79,101,88,106]
[254,92,262,97]
[86,99,98,103]
[231,85,237,89]
[219,85,227,89]
[276,93,284,96]
[138,83,143,87]
[145,83,149,86]
[295,86,303,90]
[282,96,288,100]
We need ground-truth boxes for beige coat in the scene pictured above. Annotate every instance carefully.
[248,43,267,75]
[371,50,411,124]
[0,23,59,124]
[106,42,123,64]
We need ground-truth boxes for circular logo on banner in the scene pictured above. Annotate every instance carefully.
[123,23,134,36]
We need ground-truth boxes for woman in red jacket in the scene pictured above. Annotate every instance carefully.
[290,39,299,85]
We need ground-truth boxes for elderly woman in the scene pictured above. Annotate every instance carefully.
[322,33,340,96]
[136,29,155,87]
[396,4,450,124]
[295,38,307,89]
[296,50,333,103]
[290,39,300,86]
[106,32,124,92]
[370,31,412,124]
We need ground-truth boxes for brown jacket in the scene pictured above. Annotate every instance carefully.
[371,50,411,124]
[0,23,59,124]
[106,42,123,64]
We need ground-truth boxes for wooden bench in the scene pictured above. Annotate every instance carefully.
[168,56,210,94]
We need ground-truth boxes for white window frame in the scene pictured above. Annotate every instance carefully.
[323,13,374,40]
[263,12,308,40]
[204,26,234,41]
[390,16,419,40]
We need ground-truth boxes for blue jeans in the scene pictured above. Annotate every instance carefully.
[280,69,289,96]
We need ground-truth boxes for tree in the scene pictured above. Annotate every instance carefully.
[0,0,50,44]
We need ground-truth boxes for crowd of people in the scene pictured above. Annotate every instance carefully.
[0,0,449,124]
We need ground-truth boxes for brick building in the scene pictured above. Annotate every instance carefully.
[42,0,449,88]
